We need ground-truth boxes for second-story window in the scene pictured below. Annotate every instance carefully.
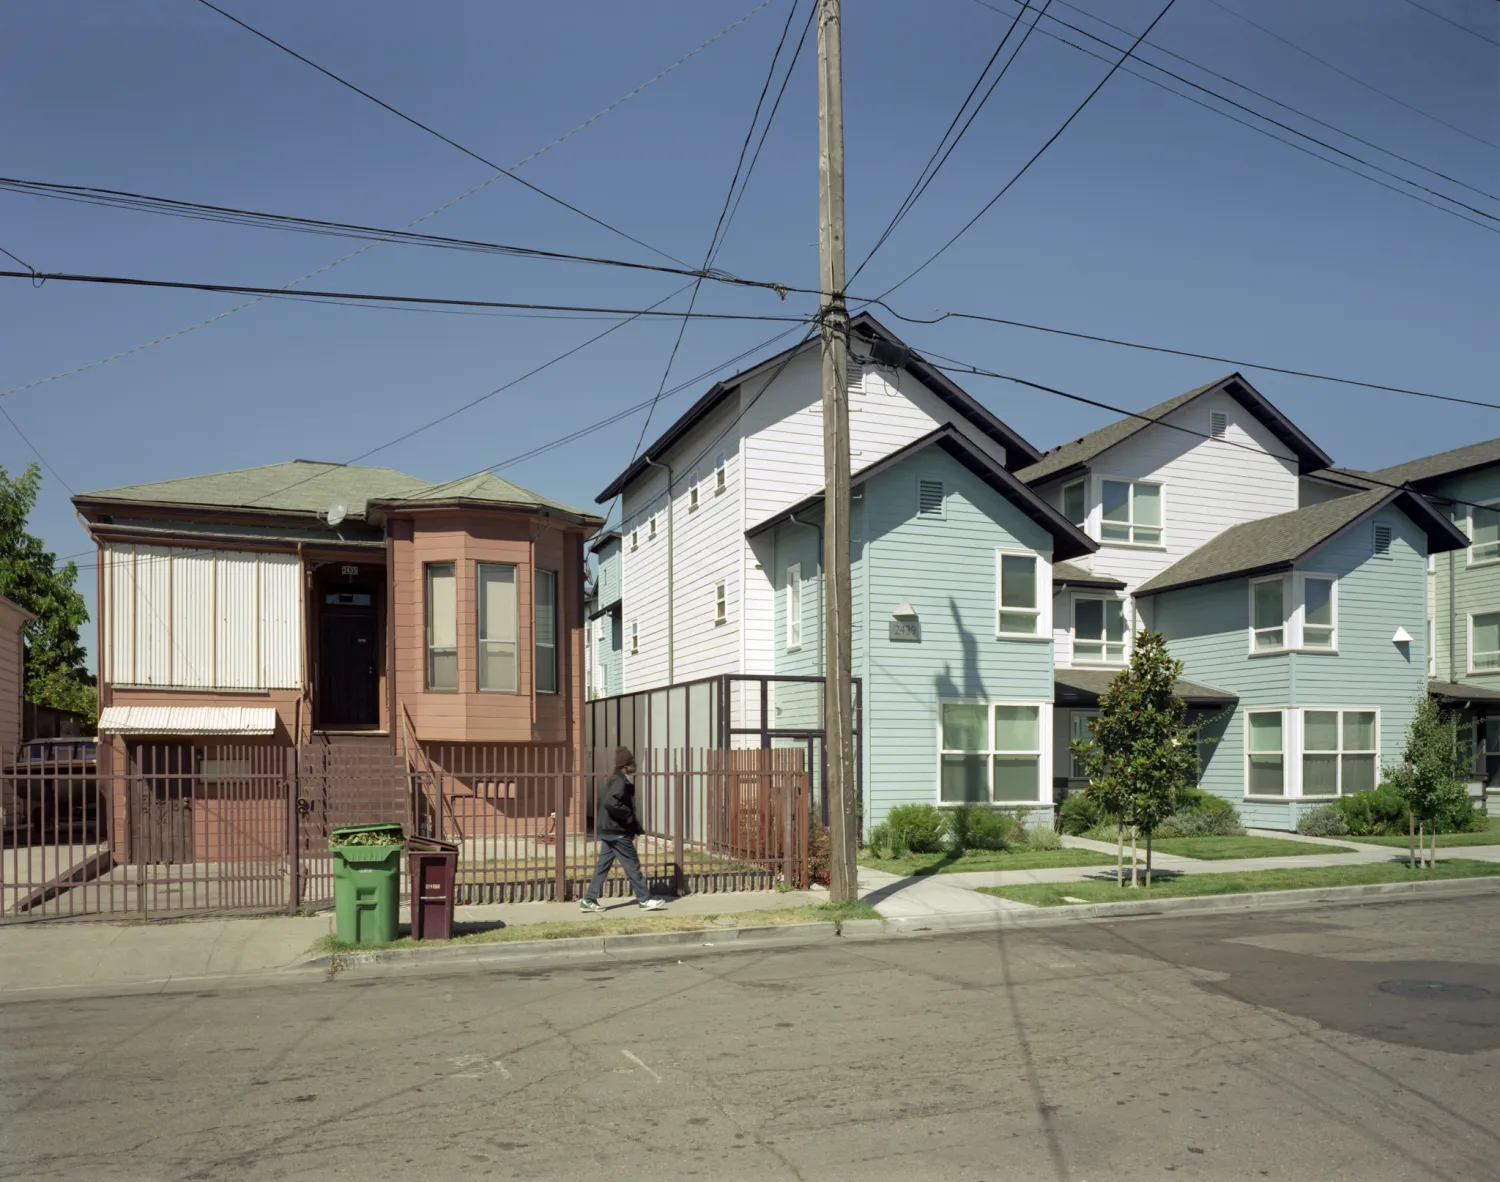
[477,563,518,692]
[1251,576,1286,651]
[689,472,699,510]
[1466,501,1499,565]
[426,563,457,690]
[1100,479,1162,545]
[997,552,1041,637]
[1300,575,1336,649]
[535,569,557,694]
[629,518,639,551]
[715,453,727,492]
[1074,597,1127,663]
[1061,480,1085,527]
[786,564,802,651]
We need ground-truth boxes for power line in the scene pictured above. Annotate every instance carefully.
[0,242,36,273]
[0,269,814,322]
[872,0,1181,302]
[1396,0,1500,48]
[966,0,1500,232]
[0,3,768,401]
[192,0,691,267]
[1200,0,1500,153]
[0,404,75,495]
[877,303,1500,411]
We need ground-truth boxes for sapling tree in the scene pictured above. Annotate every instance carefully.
[1073,631,1201,888]
[1384,695,1471,870]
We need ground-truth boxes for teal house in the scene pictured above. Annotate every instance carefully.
[585,530,624,699]
[1136,487,1468,829]
[747,426,1093,828]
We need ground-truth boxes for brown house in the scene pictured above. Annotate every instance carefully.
[72,461,602,861]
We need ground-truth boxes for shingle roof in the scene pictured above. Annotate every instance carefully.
[1015,374,1334,485]
[1055,669,1236,707]
[1428,679,1500,706]
[1052,561,1126,589]
[384,471,592,518]
[1368,437,1500,488]
[1134,487,1468,596]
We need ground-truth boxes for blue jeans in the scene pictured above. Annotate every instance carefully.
[586,833,651,904]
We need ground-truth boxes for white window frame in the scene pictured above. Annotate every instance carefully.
[714,581,727,625]
[1069,709,1099,779]
[1299,707,1379,798]
[1249,575,1288,654]
[648,509,658,540]
[785,563,803,652]
[1471,611,1500,673]
[1464,498,1500,567]
[630,619,639,656]
[425,561,458,692]
[995,549,1051,639]
[476,562,519,694]
[1294,572,1338,652]
[715,453,727,492]
[688,472,699,510]
[1097,476,1165,547]
[1071,595,1130,665]
[534,568,558,695]
[936,699,1052,807]
[1244,708,1288,798]
[629,517,639,551]
[1060,480,1086,529]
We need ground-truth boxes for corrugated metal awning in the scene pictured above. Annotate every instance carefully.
[98,706,279,736]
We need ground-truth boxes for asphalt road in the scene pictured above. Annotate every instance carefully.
[4,896,1500,1181]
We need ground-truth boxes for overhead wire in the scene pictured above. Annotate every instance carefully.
[1395,0,1500,48]
[0,0,770,399]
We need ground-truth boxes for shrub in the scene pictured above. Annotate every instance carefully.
[808,825,831,886]
[1158,807,1245,838]
[885,804,947,854]
[1336,784,1407,835]
[1058,794,1101,836]
[863,821,897,859]
[1022,824,1062,851]
[1175,786,1235,818]
[945,806,1015,852]
[1297,804,1349,837]
[1432,781,1484,833]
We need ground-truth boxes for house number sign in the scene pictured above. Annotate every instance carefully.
[341,565,359,576]
[889,619,920,642]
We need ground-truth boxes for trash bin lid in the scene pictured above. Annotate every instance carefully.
[407,835,459,853]
[330,822,405,841]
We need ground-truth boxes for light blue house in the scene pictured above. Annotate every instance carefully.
[1135,487,1468,829]
[746,426,1094,828]
[586,530,623,699]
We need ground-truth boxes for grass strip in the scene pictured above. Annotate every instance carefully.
[976,859,1500,907]
[1341,819,1500,849]
[858,849,1113,876]
[1148,836,1355,860]
[312,900,879,955]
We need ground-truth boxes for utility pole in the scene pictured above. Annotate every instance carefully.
[817,0,857,903]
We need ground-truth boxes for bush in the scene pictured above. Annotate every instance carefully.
[1432,781,1484,833]
[1022,824,1062,851]
[884,804,947,854]
[1058,794,1102,836]
[1175,786,1235,818]
[1297,804,1350,837]
[1156,807,1245,838]
[808,825,831,886]
[863,821,896,859]
[1336,784,1407,835]
[945,806,1015,852]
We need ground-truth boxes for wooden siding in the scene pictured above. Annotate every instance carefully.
[1427,467,1500,688]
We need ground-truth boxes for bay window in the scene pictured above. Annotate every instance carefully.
[1074,597,1128,663]
[1250,573,1338,652]
[940,701,1046,804]
[1100,479,1162,545]
[1251,577,1285,652]
[1465,500,1499,566]
[477,563,518,692]
[1300,575,1337,649]
[534,569,557,694]
[1302,710,1376,796]
[1246,710,1285,795]
[425,563,457,691]
[997,551,1044,637]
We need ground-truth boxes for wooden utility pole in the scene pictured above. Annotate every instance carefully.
[817,0,857,903]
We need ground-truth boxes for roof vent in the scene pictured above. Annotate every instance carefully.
[1210,410,1228,440]
[918,479,945,518]
[1373,523,1393,558]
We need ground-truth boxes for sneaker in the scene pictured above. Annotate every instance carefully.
[579,899,605,913]
[638,898,667,911]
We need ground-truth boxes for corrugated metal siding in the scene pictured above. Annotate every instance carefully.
[136,545,173,686]
[261,553,300,688]
[107,544,135,684]
[216,551,259,688]
[98,705,278,734]
[171,549,213,687]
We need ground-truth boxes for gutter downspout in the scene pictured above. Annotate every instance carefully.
[643,456,674,685]
[789,510,825,677]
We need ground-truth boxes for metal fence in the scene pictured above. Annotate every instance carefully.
[1,740,808,922]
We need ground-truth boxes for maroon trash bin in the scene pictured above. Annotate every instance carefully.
[407,836,459,941]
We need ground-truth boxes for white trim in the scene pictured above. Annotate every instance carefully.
[1248,574,1288,654]
[714,452,727,493]
[1060,479,1086,529]
[1299,706,1380,798]
[785,563,803,652]
[688,471,699,510]
[1465,498,1500,567]
[1242,706,1381,799]
[629,618,639,656]
[936,698,1053,806]
[995,549,1051,639]
[1069,709,1100,779]
[1294,571,1338,652]
[1096,474,1165,548]
[1470,610,1500,674]
[1243,707,1288,798]
[1071,593,1130,665]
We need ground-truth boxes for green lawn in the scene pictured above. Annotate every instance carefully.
[312,900,880,955]
[1149,835,1355,860]
[976,859,1500,907]
[859,848,1115,876]
[1344,818,1500,849]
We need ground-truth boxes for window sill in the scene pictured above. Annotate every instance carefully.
[1069,658,1127,668]
[1242,794,1340,802]
[996,634,1053,643]
[785,645,803,654]
[1249,647,1340,657]
[1098,541,1167,552]
[1466,557,1500,569]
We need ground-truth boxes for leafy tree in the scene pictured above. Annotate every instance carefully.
[1384,695,1470,870]
[0,464,94,726]
[1072,631,1201,887]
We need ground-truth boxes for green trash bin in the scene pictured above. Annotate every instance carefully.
[330,823,404,946]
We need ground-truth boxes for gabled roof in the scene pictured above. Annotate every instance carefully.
[587,528,622,556]
[1015,374,1334,486]
[595,313,1042,502]
[371,471,596,523]
[1052,561,1126,590]
[1055,669,1236,709]
[1134,487,1469,596]
[743,424,1096,561]
[1368,437,1500,489]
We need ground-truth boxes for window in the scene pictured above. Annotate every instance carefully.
[996,552,1042,636]
[1299,575,1336,649]
[1373,522,1392,558]
[630,619,639,655]
[786,564,803,651]
[425,563,457,690]
[1302,710,1377,796]
[688,472,699,510]
[477,563,518,692]
[1246,711,1285,795]
[1074,597,1128,663]
[629,518,639,551]
[534,569,557,694]
[715,453,726,492]
[714,581,727,625]
[1473,612,1500,671]
[1467,501,1500,565]
[1428,618,1436,677]
[1251,576,1286,651]
[939,702,1045,804]
[1474,716,1499,786]
[1100,479,1162,545]
[1061,480,1085,528]
[1209,410,1228,440]
[1070,710,1098,778]
[918,478,944,518]
[649,510,658,540]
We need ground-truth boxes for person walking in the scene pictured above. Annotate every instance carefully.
[580,747,666,912]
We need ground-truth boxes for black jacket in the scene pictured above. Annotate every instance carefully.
[596,771,643,837]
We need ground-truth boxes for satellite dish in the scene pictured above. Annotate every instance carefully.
[326,501,348,527]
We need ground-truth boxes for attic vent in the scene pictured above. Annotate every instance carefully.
[918,479,945,518]
[1209,410,1228,440]
[1373,523,1393,558]
[846,360,864,393]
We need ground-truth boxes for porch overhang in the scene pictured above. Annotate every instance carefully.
[1428,679,1500,708]
[1055,670,1236,709]
[98,706,280,736]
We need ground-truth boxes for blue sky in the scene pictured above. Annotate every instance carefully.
[1,0,1496,654]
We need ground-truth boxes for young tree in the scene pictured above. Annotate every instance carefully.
[1384,695,1470,870]
[0,464,94,725]
[1073,631,1200,888]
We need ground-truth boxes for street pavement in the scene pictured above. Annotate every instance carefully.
[4,894,1499,1180]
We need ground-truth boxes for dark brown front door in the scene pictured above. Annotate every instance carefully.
[132,743,195,864]
[319,613,380,727]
